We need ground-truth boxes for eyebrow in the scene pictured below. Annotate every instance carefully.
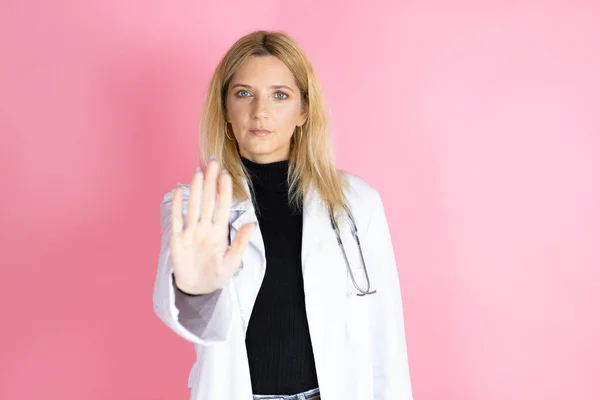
[230,83,295,92]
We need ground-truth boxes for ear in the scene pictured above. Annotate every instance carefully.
[297,103,309,126]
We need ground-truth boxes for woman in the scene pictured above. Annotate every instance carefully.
[153,30,413,400]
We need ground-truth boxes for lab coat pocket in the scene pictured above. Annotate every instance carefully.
[345,291,375,397]
[345,292,371,344]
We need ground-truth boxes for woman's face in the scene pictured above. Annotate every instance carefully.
[225,55,307,163]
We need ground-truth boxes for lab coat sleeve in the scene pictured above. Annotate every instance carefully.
[152,185,234,345]
[367,192,414,399]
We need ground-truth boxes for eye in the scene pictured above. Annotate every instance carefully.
[274,91,288,100]
[236,90,251,97]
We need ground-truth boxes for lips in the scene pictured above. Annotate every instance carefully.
[250,129,272,136]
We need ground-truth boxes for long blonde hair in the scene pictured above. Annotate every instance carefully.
[198,30,350,219]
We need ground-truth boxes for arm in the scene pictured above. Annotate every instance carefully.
[367,192,414,399]
[152,185,234,345]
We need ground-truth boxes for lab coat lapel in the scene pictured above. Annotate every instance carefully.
[230,177,264,258]
[301,184,351,398]
[228,178,266,333]
[301,185,331,276]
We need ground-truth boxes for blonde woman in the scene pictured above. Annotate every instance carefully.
[153,30,413,400]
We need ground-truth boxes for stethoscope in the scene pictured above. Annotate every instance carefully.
[328,205,377,296]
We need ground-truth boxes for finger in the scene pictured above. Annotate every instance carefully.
[171,185,184,235]
[223,222,256,273]
[214,170,232,228]
[187,168,204,228]
[200,159,218,224]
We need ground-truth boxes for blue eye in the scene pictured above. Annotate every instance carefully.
[237,90,250,97]
[275,91,288,100]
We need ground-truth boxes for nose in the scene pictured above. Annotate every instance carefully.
[251,96,269,119]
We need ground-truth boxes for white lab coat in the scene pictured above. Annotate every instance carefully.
[153,172,413,400]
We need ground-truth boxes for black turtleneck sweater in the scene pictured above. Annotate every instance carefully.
[241,156,319,395]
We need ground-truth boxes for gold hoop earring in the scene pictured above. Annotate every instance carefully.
[225,122,234,141]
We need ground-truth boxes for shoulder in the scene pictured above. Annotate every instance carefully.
[161,184,190,205]
[159,184,193,231]
[339,171,385,227]
[159,184,191,221]
[340,171,382,207]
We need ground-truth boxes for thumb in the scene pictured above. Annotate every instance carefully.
[223,222,256,273]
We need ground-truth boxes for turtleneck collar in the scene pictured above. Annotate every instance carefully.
[241,156,290,193]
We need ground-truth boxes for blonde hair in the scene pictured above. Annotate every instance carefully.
[198,30,350,219]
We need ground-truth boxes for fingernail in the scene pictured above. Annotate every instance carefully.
[220,169,228,175]
[195,167,202,173]
[208,156,216,161]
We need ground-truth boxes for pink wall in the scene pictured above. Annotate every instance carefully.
[1,1,599,399]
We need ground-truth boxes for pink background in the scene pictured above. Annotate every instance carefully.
[1,1,599,399]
